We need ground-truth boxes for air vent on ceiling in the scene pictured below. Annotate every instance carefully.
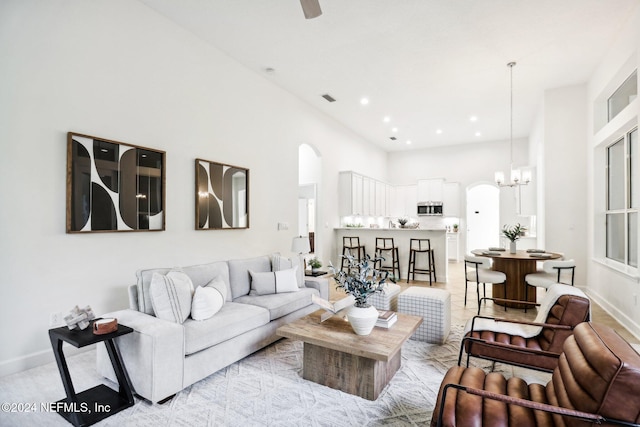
[321,94,336,102]
[389,136,397,141]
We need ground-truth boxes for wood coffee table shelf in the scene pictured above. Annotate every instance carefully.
[277,310,422,400]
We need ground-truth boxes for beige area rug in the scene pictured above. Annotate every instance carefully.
[0,325,550,426]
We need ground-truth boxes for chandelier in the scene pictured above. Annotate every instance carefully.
[495,62,531,187]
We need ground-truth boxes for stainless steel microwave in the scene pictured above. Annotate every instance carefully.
[417,202,443,216]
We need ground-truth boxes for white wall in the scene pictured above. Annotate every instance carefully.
[0,0,388,374]
[542,85,589,288]
[586,6,640,339]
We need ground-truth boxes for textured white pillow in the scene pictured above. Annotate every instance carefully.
[250,267,300,295]
[149,271,194,323]
[191,285,224,321]
[206,276,228,302]
[272,253,304,288]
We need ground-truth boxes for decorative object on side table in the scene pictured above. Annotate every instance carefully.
[64,305,95,330]
[329,253,388,335]
[308,257,322,273]
[502,223,527,254]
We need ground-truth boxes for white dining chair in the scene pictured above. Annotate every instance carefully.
[464,255,507,309]
[524,259,576,310]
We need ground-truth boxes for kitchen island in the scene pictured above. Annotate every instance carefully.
[334,227,448,282]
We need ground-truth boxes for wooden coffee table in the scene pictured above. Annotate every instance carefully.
[276,310,422,400]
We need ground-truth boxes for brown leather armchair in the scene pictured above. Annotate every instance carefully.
[459,283,590,372]
[433,322,640,427]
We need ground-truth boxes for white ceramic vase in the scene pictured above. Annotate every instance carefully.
[347,305,379,335]
[509,241,517,254]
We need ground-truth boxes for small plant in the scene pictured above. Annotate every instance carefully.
[398,217,409,227]
[453,224,459,232]
[329,254,388,308]
[502,223,526,242]
[308,257,322,269]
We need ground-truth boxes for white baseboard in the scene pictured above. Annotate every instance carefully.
[0,344,95,378]
[584,288,640,342]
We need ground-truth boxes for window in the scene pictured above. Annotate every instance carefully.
[606,128,638,267]
[608,70,637,122]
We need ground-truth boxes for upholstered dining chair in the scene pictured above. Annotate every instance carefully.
[463,255,506,309]
[458,283,590,373]
[524,259,576,310]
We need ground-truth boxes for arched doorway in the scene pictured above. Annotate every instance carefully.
[298,144,322,259]
[466,183,500,252]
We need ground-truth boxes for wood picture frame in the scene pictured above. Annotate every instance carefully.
[66,132,166,233]
[195,158,249,230]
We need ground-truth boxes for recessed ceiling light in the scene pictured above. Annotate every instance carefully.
[383,116,390,123]
[475,131,482,137]
[360,97,369,105]
[406,140,412,145]
[470,115,478,122]
[436,129,443,134]
[391,127,398,133]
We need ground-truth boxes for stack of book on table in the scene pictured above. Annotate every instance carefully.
[376,310,397,328]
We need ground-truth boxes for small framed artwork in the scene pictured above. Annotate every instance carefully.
[196,159,249,229]
[66,132,166,233]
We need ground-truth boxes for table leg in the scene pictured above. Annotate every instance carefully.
[49,335,81,427]
[491,258,537,308]
[104,339,134,404]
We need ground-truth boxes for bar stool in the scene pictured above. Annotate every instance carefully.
[374,237,401,280]
[341,236,366,272]
[407,238,436,286]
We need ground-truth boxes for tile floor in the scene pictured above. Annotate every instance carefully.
[330,261,639,345]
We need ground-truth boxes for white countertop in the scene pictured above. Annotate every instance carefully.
[334,227,446,231]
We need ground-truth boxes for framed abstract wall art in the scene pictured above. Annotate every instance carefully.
[196,159,249,230]
[66,132,165,233]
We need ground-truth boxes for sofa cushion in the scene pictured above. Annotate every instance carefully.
[149,271,194,324]
[249,268,299,295]
[228,256,271,299]
[183,302,270,355]
[272,253,304,288]
[234,287,318,321]
[191,285,224,321]
[136,261,231,315]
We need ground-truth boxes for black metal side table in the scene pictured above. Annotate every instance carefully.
[48,321,134,427]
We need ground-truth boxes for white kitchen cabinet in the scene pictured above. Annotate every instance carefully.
[417,178,444,202]
[338,171,364,216]
[447,232,460,261]
[339,171,388,217]
[443,182,461,217]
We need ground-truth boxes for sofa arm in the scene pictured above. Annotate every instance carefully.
[96,309,184,404]
[304,277,329,300]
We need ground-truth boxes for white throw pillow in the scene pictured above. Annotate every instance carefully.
[250,267,300,295]
[206,276,228,302]
[191,285,224,321]
[272,253,304,288]
[149,271,194,324]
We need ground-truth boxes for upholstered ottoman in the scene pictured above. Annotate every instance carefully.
[398,286,450,344]
[369,283,401,311]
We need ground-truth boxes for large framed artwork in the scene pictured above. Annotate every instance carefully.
[66,132,165,233]
[196,159,249,229]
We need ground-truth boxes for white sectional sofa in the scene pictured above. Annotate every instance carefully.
[97,254,329,403]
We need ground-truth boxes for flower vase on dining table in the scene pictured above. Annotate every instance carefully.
[509,241,517,254]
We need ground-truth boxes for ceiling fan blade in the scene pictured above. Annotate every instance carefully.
[300,0,322,19]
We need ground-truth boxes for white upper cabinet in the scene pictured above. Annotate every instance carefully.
[417,178,444,201]
[339,171,388,217]
[443,182,461,217]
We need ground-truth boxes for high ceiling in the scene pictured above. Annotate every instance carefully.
[140,0,639,151]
